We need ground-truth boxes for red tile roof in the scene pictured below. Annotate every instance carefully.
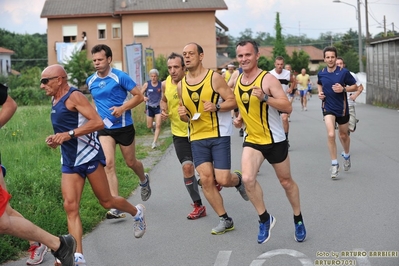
[259,45,324,61]
[0,47,15,54]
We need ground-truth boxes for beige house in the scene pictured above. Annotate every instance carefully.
[40,0,228,74]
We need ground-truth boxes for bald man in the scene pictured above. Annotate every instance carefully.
[0,83,76,266]
[41,64,146,265]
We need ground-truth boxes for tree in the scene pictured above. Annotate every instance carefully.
[155,54,168,81]
[290,50,310,73]
[226,34,237,58]
[272,12,289,61]
[63,50,95,92]
[258,56,273,71]
[238,28,254,40]
[0,29,47,71]
[342,50,359,73]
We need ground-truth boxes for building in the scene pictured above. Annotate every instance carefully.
[258,45,324,72]
[40,0,228,76]
[0,47,14,76]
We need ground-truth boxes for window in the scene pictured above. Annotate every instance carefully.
[112,23,121,39]
[98,24,106,40]
[62,25,77,43]
[133,22,149,37]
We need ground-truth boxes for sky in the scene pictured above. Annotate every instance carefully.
[0,0,398,40]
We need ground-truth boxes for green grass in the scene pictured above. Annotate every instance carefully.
[0,103,171,263]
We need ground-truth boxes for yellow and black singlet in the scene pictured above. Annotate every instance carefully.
[234,70,286,145]
[181,70,232,141]
[164,75,188,137]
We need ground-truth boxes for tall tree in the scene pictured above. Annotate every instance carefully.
[272,12,288,61]
[290,50,310,73]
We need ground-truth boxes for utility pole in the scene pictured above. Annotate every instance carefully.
[365,0,370,42]
[383,16,387,37]
[356,0,363,72]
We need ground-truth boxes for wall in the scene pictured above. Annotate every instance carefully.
[0,54,11,76]
[121,12,217,71]
[366,38,399,108]
[46,11,218,73]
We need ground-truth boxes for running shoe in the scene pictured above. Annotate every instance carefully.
[106,208,126,219]
[331,164,339,179]
[26,242,47,265]
[133,204,146,238]
[234,170,249,201]
[151,142,157,149]
[211,217,234,235]
[140,173,151,201]
[51,234,76,266]
[341,152,351,171]
[187,203,206,220]
[258,216,276,244]
[74,253,86,265]
[294,221,307,242]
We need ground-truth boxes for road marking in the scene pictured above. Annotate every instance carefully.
[215,249,372,265]
[214,251,232,266]
[252,249,313,266]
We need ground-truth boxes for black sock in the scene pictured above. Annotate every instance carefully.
[220,213,229,220]
[194,199,202,206]
[294,212,303,224]
[259,211,270,223]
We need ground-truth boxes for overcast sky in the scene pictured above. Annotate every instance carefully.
[1,0,398,39]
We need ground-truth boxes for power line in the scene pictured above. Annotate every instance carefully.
[11,59,47,61]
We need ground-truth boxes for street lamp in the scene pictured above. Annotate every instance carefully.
[333,0,363,72]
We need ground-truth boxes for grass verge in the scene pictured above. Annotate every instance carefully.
[0,103,171,263]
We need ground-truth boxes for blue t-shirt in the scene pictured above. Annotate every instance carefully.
[51,87,105,167]
[87,68,137,129]
[317,66,356,117]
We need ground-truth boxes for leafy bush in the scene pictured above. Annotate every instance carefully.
[8,87,49,106]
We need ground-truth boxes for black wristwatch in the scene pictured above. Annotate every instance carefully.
[68,130,75,139]
[262,94,269,102]
[215,104,221,112]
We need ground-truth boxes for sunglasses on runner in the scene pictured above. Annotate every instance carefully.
[40,76,62,84]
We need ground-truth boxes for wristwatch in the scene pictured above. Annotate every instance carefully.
[343,87,347,93]
[215,104,221,112]
[68,130,75,139]
[262,94,269,102]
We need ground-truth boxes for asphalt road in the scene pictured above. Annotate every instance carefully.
[3,98,399,266]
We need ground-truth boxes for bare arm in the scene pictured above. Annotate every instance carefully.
[46,91,104,147]
[160,81,168,120]
[288,73,296,93]
[204,73,237,112]
[110,86,144,118]
[317,84,325,100]
[227,70,239,89]
[177,81,189,122]
[257,74,292,114]
[0,95,17,128]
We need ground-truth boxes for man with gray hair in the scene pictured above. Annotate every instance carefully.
[141,69,162,149]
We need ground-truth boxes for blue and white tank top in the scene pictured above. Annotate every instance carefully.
[51,87,105,167]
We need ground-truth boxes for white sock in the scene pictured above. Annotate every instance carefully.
[332,159,338,165]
